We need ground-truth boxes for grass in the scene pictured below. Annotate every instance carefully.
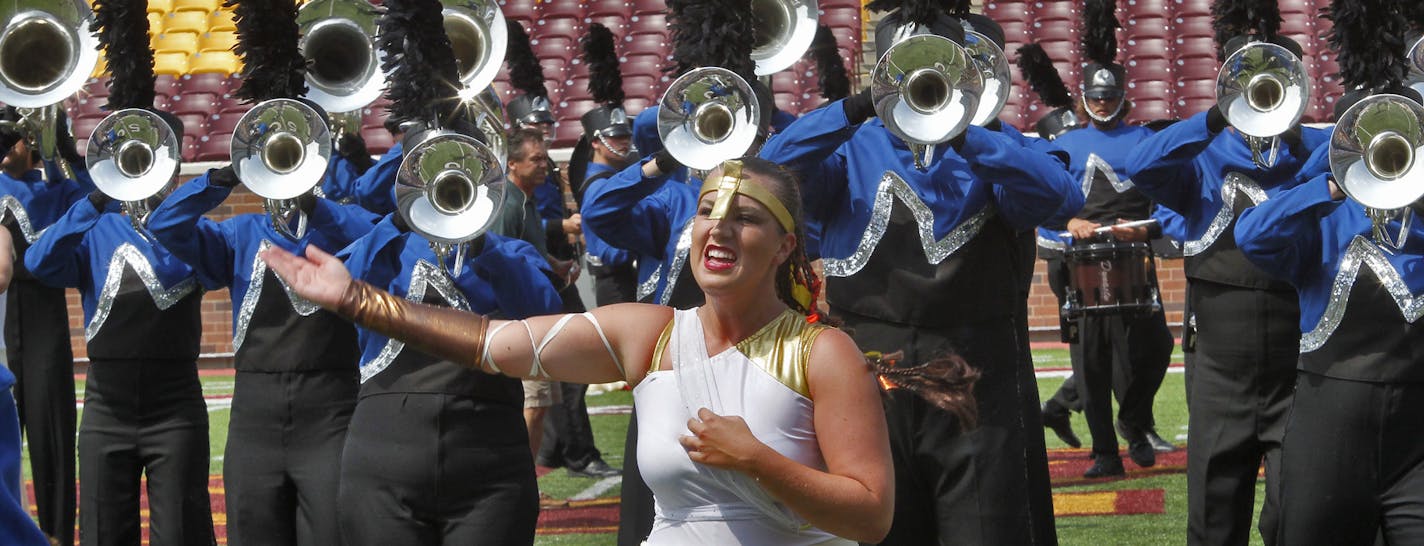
[34,346,1274,545]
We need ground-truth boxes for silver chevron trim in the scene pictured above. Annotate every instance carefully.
[87,243,199,340]
[657,219,696,306]
[1300,236,1424,353]
[1181,172,1268,256]
[360,260,471,383]
[232,240,322,351]
[823,172,995,277]
[636,264,659,301]
[1037,232,1066,252]
[0,195,46,243]
[1081,153,1135,197]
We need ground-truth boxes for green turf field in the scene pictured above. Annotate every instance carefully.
[36,345,1274,545]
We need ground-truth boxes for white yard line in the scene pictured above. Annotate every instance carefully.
[569,476,622,501]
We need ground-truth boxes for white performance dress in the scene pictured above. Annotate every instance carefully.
[632,308,855,546]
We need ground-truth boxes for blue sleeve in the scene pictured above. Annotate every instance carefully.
[308,199,380,248]
[771,109,797,133]
[336,215,404,282]
[758,101,858,179]
[581,159,675,257]
[44,160,97,195]
[1151,205,1188,242]
[321,154,361,202]
[146,171,237,290]
[633,107,662,159]
[1234,173,1339,283]
[23,198,100,288]
[1125,111,1215,213]
[353,141,403,215]
[481,235,561,317]
[957,125,1079,231]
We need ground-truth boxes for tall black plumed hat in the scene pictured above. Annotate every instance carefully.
[505,19,554,126]
[665,0,758,83]
[91,0,154,111]
[1211,0,1301,61]
[1081,0,1126,99]
[810,25,851,102]
[375,0,463,131]
[579,22,630,139]
[867,0,968,58]
[1327,0,1419,117]
[227,0,307,103]
[1018,43,1080,138]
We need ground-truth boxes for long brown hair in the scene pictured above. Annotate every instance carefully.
[734,157,821,318]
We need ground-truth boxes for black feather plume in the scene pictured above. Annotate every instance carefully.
[1082,0,1121,66]
[1212,0,1282,53]
[376,0,460,127]
[865,0,956,26]
[227,0,306,102]
[1327,0,1409,91]
[810,25,850,101]
[1018,44,1073,109]
[505,20,548,99]
[1405,2,1424,29]
[666,0,757,79]
[581,23,624,107]
[91,0,154,110]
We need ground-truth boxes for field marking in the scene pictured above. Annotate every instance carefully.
[569,476,622,501]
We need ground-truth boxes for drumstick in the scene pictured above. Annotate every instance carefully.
[1058,218,1160,238]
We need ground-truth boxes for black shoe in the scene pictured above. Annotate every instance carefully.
[1116,420,1156,467]
[536,456,565,469]
[1083,454,1125,478]
[1145,429,1178,453]
[568,459,622,478]
[1042,404,1082,448]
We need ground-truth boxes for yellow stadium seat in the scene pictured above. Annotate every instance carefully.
[153,32,199,55]
[171,0,219,12]
[147,0,173,15]
[147,12,163,32]
[206,9,236,32]
[91,57,109,78]
[198,31,237,53]
[163,10,208,34]
[153,52,191,76]
[188,51,241,75]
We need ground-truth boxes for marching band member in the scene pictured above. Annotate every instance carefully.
[1235,1,1424,542]
[758,1,1077,541]
[1124,0,1328,540]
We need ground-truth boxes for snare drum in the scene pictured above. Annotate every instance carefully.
[1062,241,1160,318]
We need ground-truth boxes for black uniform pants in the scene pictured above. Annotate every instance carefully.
[844,312,1055,546]
[591,265,638,308]
[225,370,357,546]
[6,280,76,545]
[1186,281,1298,546]
[1276,372,1424,545]
[78,359,212,546]
[338,393,537,546]
[537,381,602,470]
[616,407,655,546]
[1072,309,1174,456]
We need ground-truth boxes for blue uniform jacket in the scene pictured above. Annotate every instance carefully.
[1124,111,1330,257]
[147,170,380,348]
[0,161,97,244]
[582,157,697,304]
[351,141,404,215]
[338,215,560,381]
[581,162,632,269]
[321,153,364,204]
[1235,143,1424,352]
[757,99,1079,275]
[24,197,199,341]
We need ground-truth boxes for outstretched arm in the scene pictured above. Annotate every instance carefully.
[680,328,894,543]
[261,244,672,385]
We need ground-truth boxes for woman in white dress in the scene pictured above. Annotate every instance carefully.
[263,157,968,544]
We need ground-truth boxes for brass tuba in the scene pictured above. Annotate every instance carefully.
[0,0,99,175]
[964,29,1011,127]
[1216,41,1310,168]
[298,0,386,140]
[750,0,818,76]
[870,33,982,170]
[86,109,182,232]
[395,128,505,275]
[657,67,763,171]
[1329,93,1424,250]
[230,99,333,240]
[441,0,508,96]
[467,85,507,167]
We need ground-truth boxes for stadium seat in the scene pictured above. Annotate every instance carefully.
[1173,56,1220,82]
[622,33,667,58]
[154,32,200,55]
[537,17,584,41]
[541,1,584,20]
[207,9,237,32]
[171,0,219,13]
[498,0,538,22]
[773,92,800,114]
[1171,0,1211,18]
[70,116,103,143]
[163,11,209,35]
[207,111,244,135]
[1124,38,1170,57]
[1171,17,1214,39]
[199,30,237,53]
[148,13,164,33]
[195,133,232,161]
[624,97,652,115]
[189,51,242,75]
[628,13,667,35]
[179,72,230,96]
[1125,57,1173,80]
[586,13,631,35]
[1126,0,1171,14]
[148,0,174,15]
[170,92,220,116]
[551,119,582,147]
[819,6,860,30]
[153,52,191,76]
[630,0,665,16]
[176,112,207,137]
[361,127,395,153]
[534,36,577,61]
[1032,1,1077,21]
[1130,98,1173,122]
[154,74,181,96]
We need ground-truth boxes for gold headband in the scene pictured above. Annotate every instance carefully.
[697,160,795,233]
